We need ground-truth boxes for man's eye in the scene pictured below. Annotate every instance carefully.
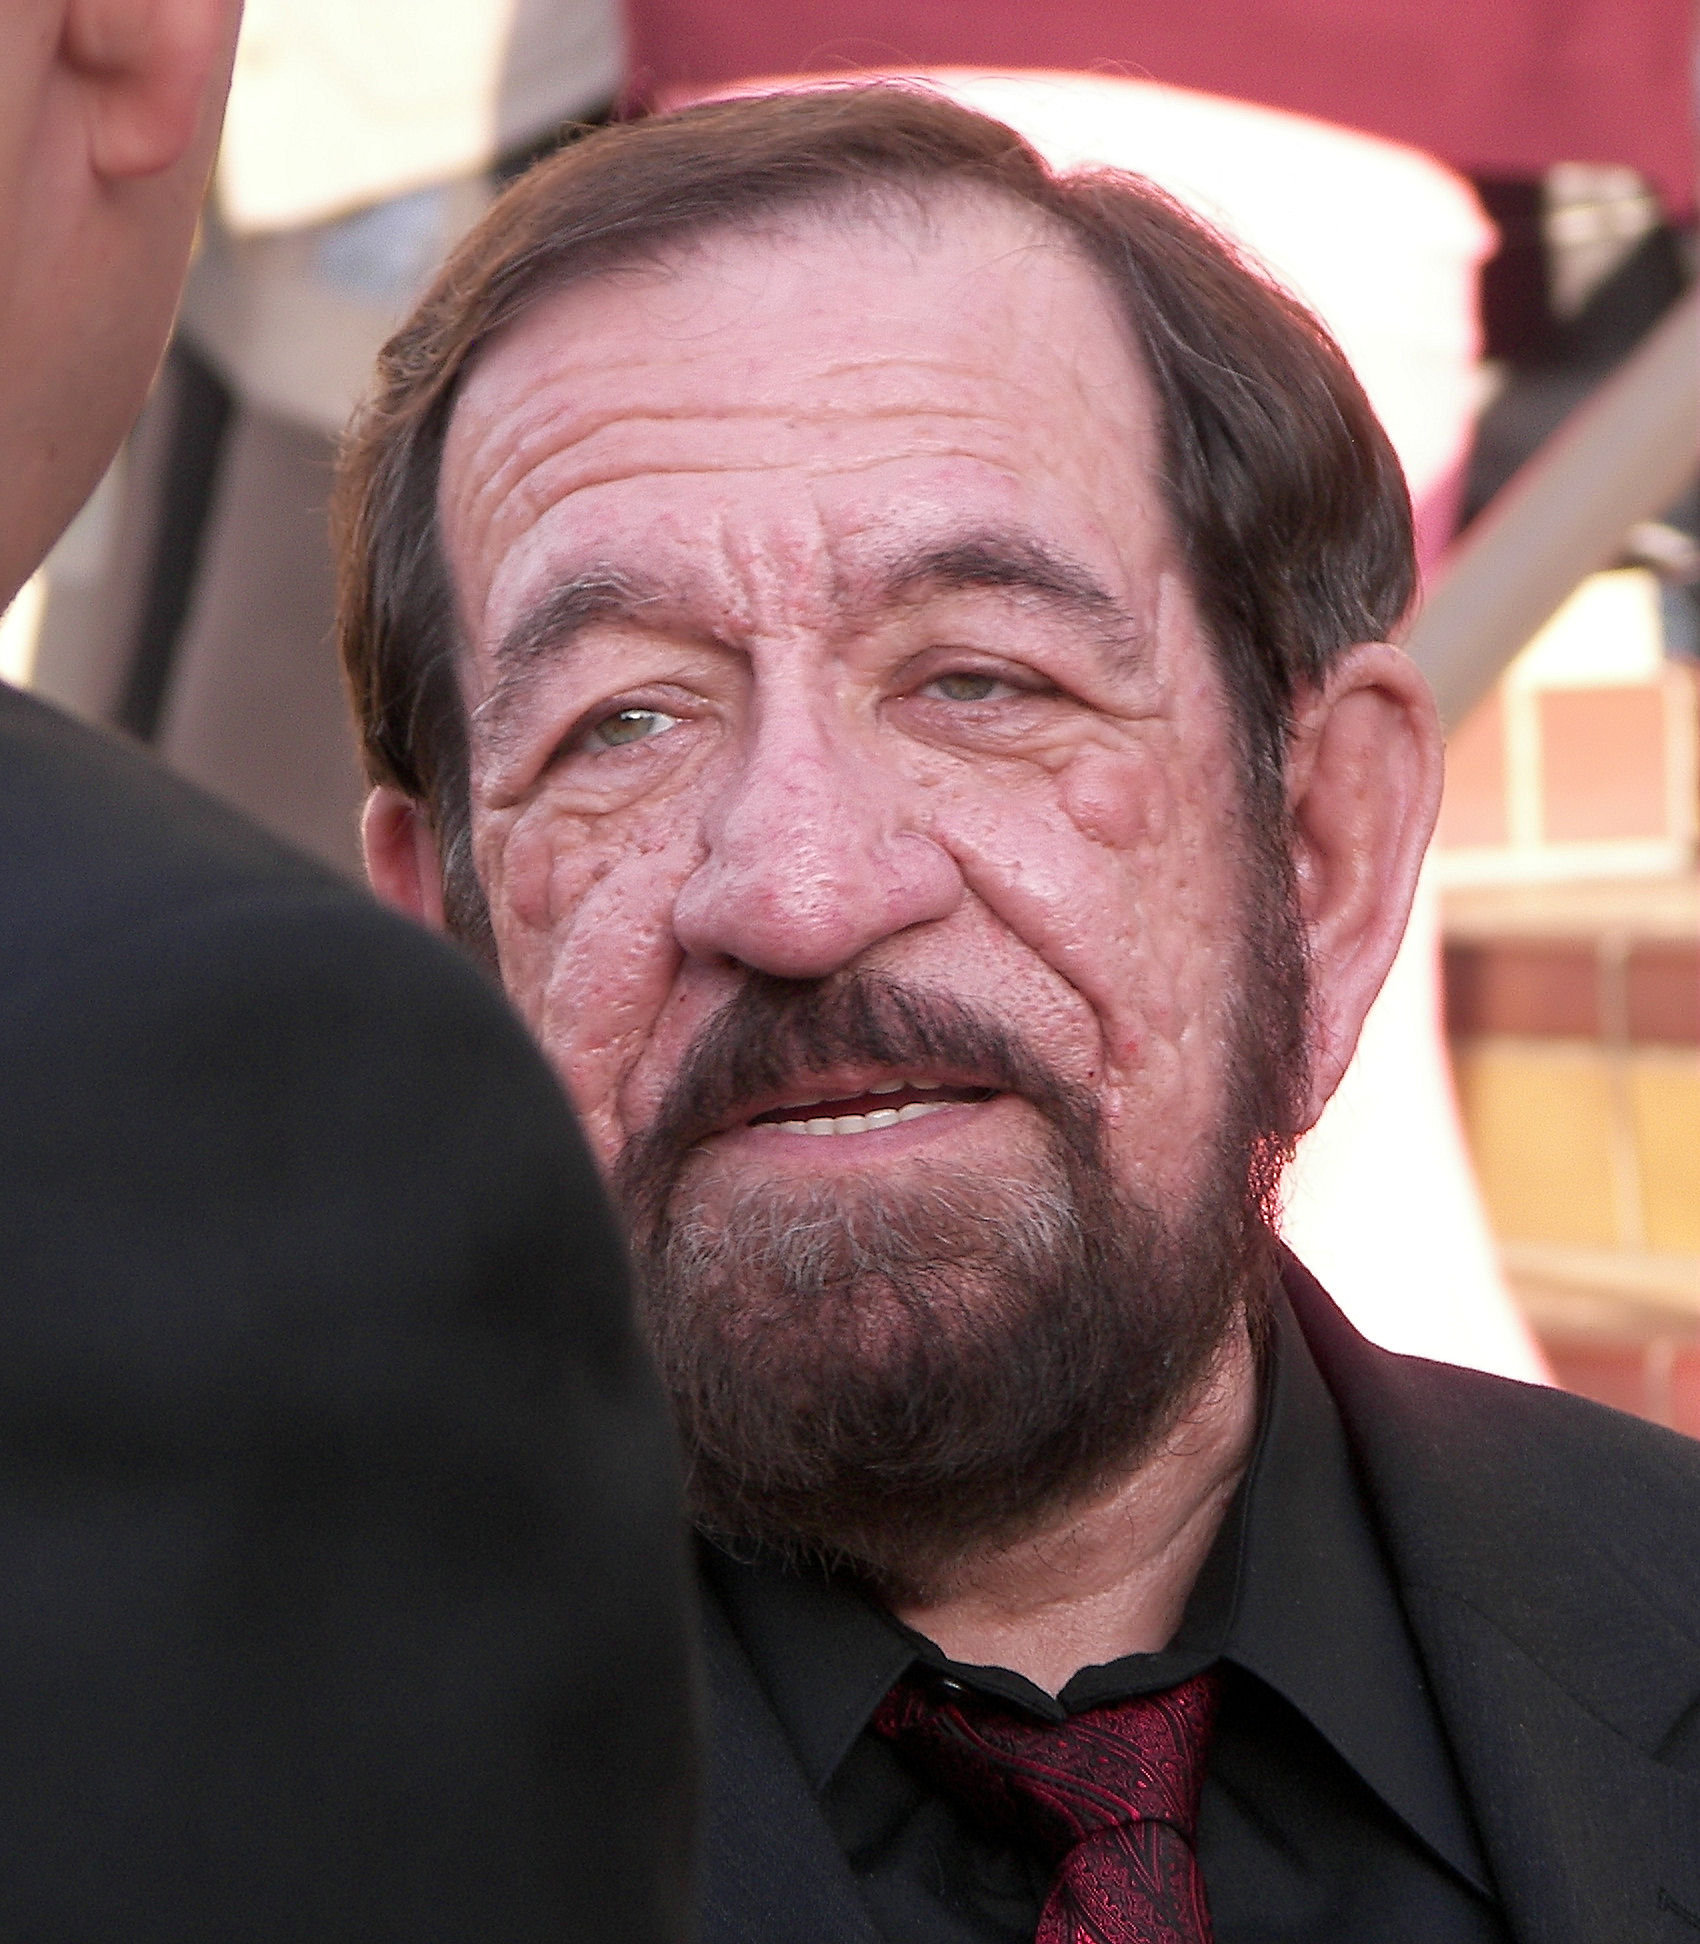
[584,706,681,750]
[925,672,1006,703]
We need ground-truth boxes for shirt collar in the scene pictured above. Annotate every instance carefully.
[1226,1283,1492,1895]
[701,1275,1490,1893]
[701,1535,912,1792]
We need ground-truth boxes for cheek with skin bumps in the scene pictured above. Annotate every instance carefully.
[484,802,566,942]
[532,877,688,1160]
[472,783,698,1163]
[907,755,1240,1201]
[1058,742,1169,855]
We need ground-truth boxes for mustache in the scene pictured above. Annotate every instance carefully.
[614,973,1096,1215]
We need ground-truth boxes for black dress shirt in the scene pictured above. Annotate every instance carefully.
[702,1288,1512,1942]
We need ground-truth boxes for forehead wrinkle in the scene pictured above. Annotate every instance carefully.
[471,401,1038,529]
[450,436,1043,658]
[459,354,1044,484]
[448,330,1085,536]
[448,427,1040,630]
[507,445,1032,514]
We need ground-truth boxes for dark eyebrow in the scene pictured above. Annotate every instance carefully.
[471,531,1146,749]
[491,568,665,680]
[874,530,1147,673]
[472,567,667,743]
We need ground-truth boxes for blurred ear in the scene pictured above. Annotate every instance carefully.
[363,787,449,931]
[62,0,237,181]
[1283,642,1443,1128]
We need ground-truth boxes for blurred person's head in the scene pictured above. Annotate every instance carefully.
[0,0,242,609]
[340,87,1442,1597]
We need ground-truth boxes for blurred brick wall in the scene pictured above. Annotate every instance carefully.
[1438,567,1699,1437]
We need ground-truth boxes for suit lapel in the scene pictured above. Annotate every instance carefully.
[1284,1257,1700,1944]
[1401,1579,1700,1944]
[698,1589,884,1944]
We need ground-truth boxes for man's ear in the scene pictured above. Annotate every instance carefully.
[61,0,237,181]
[1283,642,1443,1129]
[363,787,449,931]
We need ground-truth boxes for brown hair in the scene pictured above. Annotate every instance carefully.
[334,84,1415,949]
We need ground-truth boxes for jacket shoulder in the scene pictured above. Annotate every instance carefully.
[0,682,350,968]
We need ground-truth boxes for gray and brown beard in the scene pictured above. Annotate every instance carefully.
[614,875,1308,1604]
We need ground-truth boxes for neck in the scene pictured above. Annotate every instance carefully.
[890,1317,1259,1695]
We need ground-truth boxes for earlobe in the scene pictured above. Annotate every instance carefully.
[63,0,237,181]
[363,787,450,931]
[1284,643,1443,1125]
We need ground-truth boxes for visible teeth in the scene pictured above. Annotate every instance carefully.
[777,1114,867,1135]
[870,1080,905,1095]
[765,1098,953,1136]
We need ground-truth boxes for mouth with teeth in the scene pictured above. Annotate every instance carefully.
[744,1078,998,1137]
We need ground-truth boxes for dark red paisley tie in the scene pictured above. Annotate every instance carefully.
[873,1670,1219,1944]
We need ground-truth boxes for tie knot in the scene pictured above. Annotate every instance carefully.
[872,1668,1219,1864]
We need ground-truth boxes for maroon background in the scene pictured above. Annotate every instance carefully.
[626,0,1697,217]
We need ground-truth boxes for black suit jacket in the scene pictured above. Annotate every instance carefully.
[0,683,699,1942]
[698,1256,1700,1944]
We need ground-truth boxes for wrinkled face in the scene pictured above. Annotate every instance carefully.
[432,192,1309,1582]
[440,194,1263,1222]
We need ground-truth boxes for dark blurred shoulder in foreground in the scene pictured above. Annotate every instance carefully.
[0,682,699,1943]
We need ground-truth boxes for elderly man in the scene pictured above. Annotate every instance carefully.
[0,2,694,1935]
[345,88,1700,1944]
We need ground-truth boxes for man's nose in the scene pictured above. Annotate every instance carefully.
[671,710,962,979]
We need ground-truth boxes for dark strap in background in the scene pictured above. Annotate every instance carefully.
[115,341,235,743]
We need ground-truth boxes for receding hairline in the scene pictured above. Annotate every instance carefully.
[443,166,1131,451]
[434,170,1170,685]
